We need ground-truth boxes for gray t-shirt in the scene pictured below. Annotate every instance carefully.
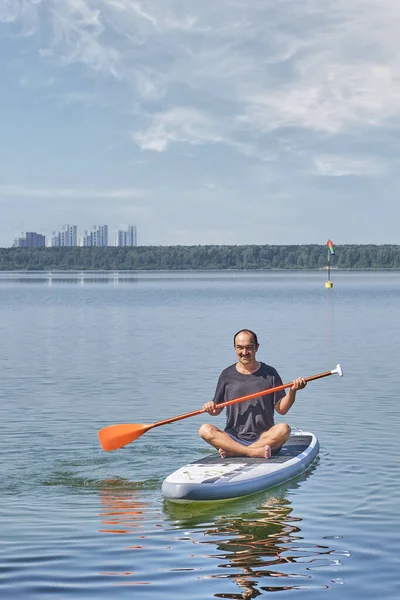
[212,362,285,442]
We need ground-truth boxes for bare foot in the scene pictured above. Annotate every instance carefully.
[218,448,239,458]
[218,445,271,459]
[248,445,272,459]
[218,448,245,458]
[218,448,229,458]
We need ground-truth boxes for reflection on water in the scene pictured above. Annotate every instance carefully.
[98,489,154,586]
[207,500,346,596]
[207,499,327,597]
[163,470,348,596]
[211,498,302,598]
[0,273,140,285]
[99,489,147,536]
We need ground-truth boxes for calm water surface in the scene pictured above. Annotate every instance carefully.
[0,271,399,599]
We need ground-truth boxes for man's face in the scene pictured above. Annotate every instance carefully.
[234,332,258,366]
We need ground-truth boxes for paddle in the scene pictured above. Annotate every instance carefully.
[98,364,342,451]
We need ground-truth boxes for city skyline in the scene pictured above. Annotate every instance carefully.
[13,224,137,248]
[2,3,400,247]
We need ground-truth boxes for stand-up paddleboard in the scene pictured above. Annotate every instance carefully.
[162,431,319,503]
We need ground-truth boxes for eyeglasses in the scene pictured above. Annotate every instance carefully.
[235,345,255,351]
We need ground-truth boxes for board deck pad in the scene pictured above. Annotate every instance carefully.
[196,435,312,466]
[162,433,319,503]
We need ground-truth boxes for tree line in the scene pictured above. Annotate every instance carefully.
[0,245,399,270]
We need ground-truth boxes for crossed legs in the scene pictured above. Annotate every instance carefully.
[198,422,291,459]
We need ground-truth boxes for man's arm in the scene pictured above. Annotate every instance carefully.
[275,377,306,415]
[203,370,226,415]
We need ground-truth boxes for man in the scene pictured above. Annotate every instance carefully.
[199,329,306,459]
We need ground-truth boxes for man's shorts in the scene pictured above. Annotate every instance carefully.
[225,428,282,454]
[225,428,260,446]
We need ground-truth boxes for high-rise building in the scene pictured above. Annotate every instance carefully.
[116,225,137,247]
[51,225,78,247]
[98,225,108,247]
[82,225,109,247]
[82,230,93,246]
[13,232,46,247]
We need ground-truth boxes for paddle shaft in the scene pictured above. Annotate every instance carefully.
[149,368,335,431]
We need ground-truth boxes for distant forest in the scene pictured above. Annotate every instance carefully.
[0,245,400,270]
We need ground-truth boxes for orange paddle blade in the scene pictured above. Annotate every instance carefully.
[98,423,153,452]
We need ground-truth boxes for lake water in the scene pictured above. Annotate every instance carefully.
[0,270,399,599]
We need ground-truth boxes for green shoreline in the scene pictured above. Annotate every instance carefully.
[1,244,400,271]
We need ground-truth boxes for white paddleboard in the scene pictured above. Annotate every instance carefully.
[162,431,319,503]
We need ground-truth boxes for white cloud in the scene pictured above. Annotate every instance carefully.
[132,107,223,152]
[313,155,386,177]
[4,0,400,143]
[19,75,56,89]
[132,106,275,161]
[0,0,39,26]
[240,63,400,134]
[0,184,146,199]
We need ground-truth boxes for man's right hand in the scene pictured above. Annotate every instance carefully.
[203,401,223,416]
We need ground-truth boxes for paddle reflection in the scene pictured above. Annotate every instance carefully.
[98,489,147,536]
[97,488,158,586]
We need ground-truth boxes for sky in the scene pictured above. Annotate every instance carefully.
[1,0,400,247]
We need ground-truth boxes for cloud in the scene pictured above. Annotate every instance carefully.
[132,107,223,152]
[240,63,400,134]
[19,75,56,89]
[0,0,39,26]
[132,106,274,161]
[3,0,400,156]
[313,155,386,177]
[0,184,146,199]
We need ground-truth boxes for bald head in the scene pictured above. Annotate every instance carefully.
[233,329,259,347]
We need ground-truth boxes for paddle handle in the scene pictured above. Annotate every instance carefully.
[151,365,342,430]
